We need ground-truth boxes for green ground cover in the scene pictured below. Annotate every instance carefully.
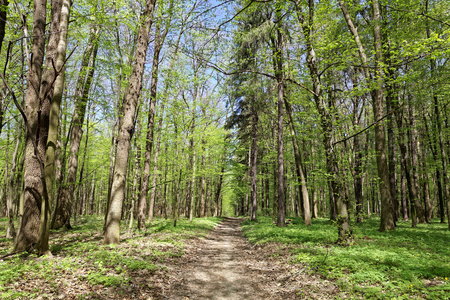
[242,217,449,299]
[0,216,222,299]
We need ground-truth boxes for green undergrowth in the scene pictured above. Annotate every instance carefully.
[242,217,449,299]
[0,216,222,299]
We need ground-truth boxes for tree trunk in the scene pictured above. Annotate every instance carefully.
[0,0,7,53]
[0,0,8,138]
[14,0,50,253]
[296,1,352,243]
[338,0,394,231]
[37,0,71,254]
[104,0,156,244]
[53,24,99,229]
[285,97,311,225]
[274,3,285,227]
[408,100,426,223]
[200,139,207,218]
[250,104,258,221]
[6,123,22,239]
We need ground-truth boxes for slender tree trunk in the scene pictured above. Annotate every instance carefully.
[250,104,258,221]
[338,0,394,231]
[0,0,7,53]
[408,99,426,223]
[200,139,207,218]
[104,0,156,244]
[37,0,72,254]
[400,162,408,221]
[285,97,311,225]
[129,120,141,229]
[274,2,285,227]
[53,24,99,229]
[0,0,9,138]
[296,1,353,243]
[189,122,197,222]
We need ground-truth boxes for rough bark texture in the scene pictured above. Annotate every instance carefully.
[14,0,48,253]
[53,25,99,229]
[38,0,71,254]
[104,0,156,244]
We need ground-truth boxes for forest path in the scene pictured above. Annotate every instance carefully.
[167,217,341,300]
[169,217,272,299]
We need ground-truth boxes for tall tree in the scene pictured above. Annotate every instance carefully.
[338,0,395,231]
[294,0,353,243]
[13,0,62,254]
[52,24,100,229]
[104,0,157,245]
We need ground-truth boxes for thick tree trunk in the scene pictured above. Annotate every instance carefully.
[104,0,156,244]
[53,24,99,229]
[38,0,71,254]
[14,0,49,253]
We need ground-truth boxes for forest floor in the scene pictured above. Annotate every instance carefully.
[1,216,449,299]
[167,217,343,299]
[0,216,345,299]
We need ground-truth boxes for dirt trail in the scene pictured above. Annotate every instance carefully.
[167,218,342,300]
[169,218,272,299]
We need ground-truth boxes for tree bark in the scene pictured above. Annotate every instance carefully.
[274,1,285,227]
[6,126,22,239]
[0,0,7,53]
[53,24,99,229]
[338,0,394,231]
[14,0,49,253]
[250,103,258,221]
[37,0,71,255]
[296,0,353,243]
[284,97,311,225]
[408,99,426,223]
[104,0,156,244]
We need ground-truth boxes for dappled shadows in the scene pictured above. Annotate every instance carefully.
[169,217,282,299]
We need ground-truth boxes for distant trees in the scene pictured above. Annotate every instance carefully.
[0,0,449,254]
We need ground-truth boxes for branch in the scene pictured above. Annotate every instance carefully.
[332,102,405,146]
[0,72,38,157]
[181,49,318,97]
[201,0,273,48]
[386,5,450,27]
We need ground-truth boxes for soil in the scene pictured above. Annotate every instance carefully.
[163,218,345,299]
[1,218,350,299]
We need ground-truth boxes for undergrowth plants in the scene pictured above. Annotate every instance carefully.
[242,217,450,299]
[0,216,222,299]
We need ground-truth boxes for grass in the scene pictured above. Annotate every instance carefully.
[242,216,450,299]
[0,215,222,299]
